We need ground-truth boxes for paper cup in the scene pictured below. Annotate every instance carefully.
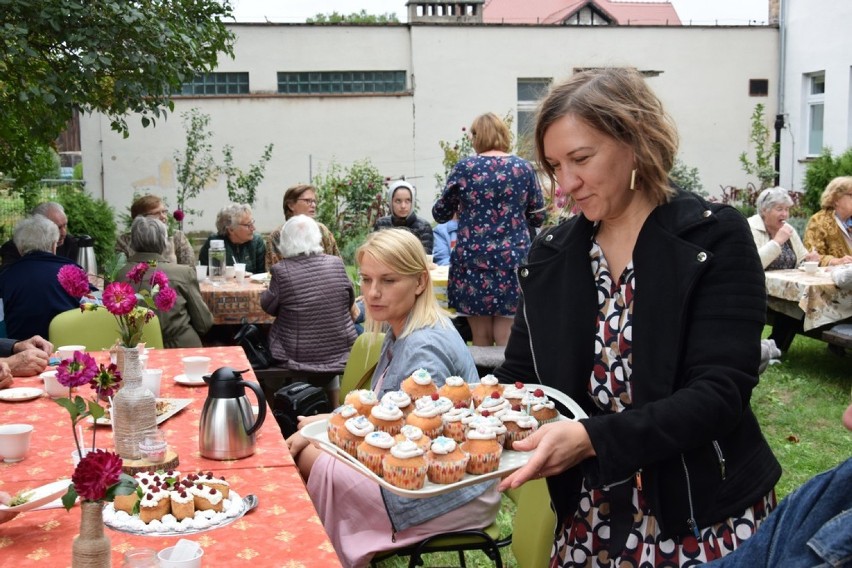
[224,265,235,278]
[0,424,34,463]
[195,265,207,282]
[233,262,246,283]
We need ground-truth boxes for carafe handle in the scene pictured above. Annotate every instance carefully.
[238,380,267,436]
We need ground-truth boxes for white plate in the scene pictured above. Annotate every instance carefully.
[173,374,207,386]
[103,490,246,536]
[88,398,193,426]
[0,387,44,402]
[301,384,587,498]
[249,273,270,283]
[0,479,71,512]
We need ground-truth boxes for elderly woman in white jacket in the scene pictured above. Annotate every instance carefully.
[747,187,820,352]
[748,187,820,270]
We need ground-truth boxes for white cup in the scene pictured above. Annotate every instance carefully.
[57,345,86,361]
[158,543,204,568]
[138,353,149,372]
[142,368,164,397]
[41,370,68,398]
[195,265,207,282]
[224,265,236,279]
[803,261,819,274]
[181,356,211,381]
[233,262,246,283]
[0,424,34,463]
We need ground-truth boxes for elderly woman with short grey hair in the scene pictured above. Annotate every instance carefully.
[199,203,266,274]
[260,215,357,407]
[748,187,819,270]
[0,215,83,339]
[117,217,213,348]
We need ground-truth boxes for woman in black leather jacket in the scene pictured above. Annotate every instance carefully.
[494,68,781,567]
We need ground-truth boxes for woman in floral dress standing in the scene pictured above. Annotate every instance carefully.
[433,112,544,346]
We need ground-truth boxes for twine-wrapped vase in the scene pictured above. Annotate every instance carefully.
[112,346,156,460]
[72,501,111,567]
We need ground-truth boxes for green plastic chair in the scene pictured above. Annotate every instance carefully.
[339,332,385,399]
[48,307,165,351]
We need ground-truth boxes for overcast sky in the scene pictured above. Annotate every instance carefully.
[231,0,770,25]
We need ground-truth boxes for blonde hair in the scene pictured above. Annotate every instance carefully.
[355,229,447,338]
[821,176,852,210]
[535,67,679,205]
[471,112,512,154]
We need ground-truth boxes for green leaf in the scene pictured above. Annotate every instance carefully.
[88,402,106,420]
[105,474,138,501]
[61,485,78,511]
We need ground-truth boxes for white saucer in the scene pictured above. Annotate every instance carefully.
[173,374,206,386]
[249,273,270,283]
[0,479,72,512]
[0,387,44,402]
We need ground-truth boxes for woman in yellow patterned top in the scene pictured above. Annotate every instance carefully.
[803,176,852,266]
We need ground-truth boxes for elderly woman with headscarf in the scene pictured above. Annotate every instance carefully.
[803,176,852,266]
[117,216,213,348]
[199,204,266,274]
[115,194,196,266]
[748,187,820,270]
[260,215,356,407]
[374,180,433,254]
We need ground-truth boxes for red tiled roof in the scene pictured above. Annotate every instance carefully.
[483,0,682,25]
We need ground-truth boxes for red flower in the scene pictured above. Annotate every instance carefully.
[173,209,185,221]
[90,363,122,398]
[154,286,177,311]
[126,262,150,284]
[57,265,90,298]
[72,450,123,501]
[102,281,137,316]
[149,270,169,289]
[56,351,98,388]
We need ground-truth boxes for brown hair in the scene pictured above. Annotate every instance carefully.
[130,195,163,219]
[470,112,512,154]
[534,67,679,205]
[282,184,317,220]
[821,176,852,210]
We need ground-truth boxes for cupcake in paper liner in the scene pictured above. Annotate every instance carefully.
[395,424,432,452]
[426,436,469,484]
[328,404,359,446]
[442,403,474,443]
[338,415,375,458]
[521,389,560,424]
[382,440,428,490]
[501,407,539,449]
[461,427,503,475]
[357,431,395,477]
[369,401,405,435]
[463,412,507,448]
[381,389,414,417]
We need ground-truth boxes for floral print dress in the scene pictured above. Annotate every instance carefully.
[432,154,544,316]
[551,239,774,568]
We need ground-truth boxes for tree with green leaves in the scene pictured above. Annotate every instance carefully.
[0,0,235,181]
[739,103,779,190]
[223,143,275,205]
[307,10,399,24]
[174,109,218,225]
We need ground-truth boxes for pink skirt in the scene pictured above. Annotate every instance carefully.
[307,453,501,568]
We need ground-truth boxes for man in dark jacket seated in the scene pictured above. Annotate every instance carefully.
[0,202,79,267]
[0,335,54,388]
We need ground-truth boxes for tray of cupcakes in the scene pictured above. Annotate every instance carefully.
[102,470,249,535]
[300,371,587,498]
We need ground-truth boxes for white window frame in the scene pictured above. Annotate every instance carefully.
[806,72,825,156]
[516,78,552,156]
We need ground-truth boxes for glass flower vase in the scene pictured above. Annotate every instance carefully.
[72,501,112,567]
[112,346,156,460]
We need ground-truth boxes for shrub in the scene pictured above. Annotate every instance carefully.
[739,103,778,191]
[314,159,386,254]
[801,147,852,214]
[670,158,705,196]
[55,186,117,269]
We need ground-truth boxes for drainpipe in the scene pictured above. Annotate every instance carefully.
[774,0,788,188]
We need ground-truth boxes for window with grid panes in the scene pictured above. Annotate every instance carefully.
[178,72,249,95]
[277,71,406,94]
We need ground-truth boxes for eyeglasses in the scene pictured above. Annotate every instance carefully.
[238,220,256,228]
[297,198,318,205]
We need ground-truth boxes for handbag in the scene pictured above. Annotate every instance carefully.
[233,321,271,370]
[272,381,331,438]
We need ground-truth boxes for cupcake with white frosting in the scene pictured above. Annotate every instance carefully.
[438,375,472,406]
[382,440,428,489]
[381,389,414,417]
[401,368,438,401]
[328,404,359,446]
[472,374,504,406]
[426,436,469,484]
[344,389,379,416]
[395,424,432,452]
[461,427,503,474]
[369,401,405,435]
[357,431,396,477]
[501,408,539,449]
[336,415,375,457]
[442,403,474,443]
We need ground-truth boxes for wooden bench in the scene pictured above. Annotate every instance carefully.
[822,323,852,349]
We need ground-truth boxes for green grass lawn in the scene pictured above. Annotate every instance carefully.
[375,329,850,567]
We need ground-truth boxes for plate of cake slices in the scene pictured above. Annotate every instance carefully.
[301,381,587,499]
[88,398,192,427]
[103,470,252,536]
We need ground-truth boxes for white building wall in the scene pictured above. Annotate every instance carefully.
[81,24,777,232]
[778,0,852,191]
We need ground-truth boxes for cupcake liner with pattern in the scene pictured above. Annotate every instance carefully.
[382,462,428,490]
[426,456,469,484]
[357,448,387,477]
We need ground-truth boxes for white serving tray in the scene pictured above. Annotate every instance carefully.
[301,383,586,499]
[88,398,192,427]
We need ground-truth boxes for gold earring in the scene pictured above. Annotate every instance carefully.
[630,169,637,191]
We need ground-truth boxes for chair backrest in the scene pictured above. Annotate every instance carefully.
[48,307,165,351]
[339,333,384,399]
[507,478,556,568]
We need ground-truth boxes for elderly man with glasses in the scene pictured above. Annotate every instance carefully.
[0,202,79,268]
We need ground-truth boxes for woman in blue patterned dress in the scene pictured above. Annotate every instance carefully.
[433,112,545,346]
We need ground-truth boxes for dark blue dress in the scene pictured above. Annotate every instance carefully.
[433,154,544,316]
